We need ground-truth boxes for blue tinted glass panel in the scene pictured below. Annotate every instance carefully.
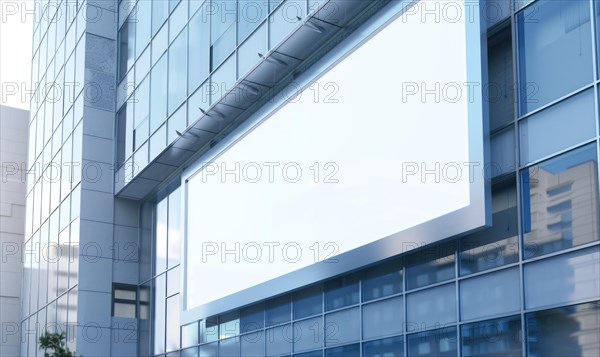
[325,276,359,311]
[362,296,404,340]
[240,304,264,333]
[519,88,595,165]
[460,185,519,275]
[325,307,360,347]
[406,243,455,290]
[211,0,237,68]
[407,327,457,357]
[517,0,593,114]
[364,336,404,357]
[135,1,151,56]
[151,54,168,132]
[325,344,360,357]
[526,302,600,357]
[293,317,323,353]
[524,246,600,309]
[168,30,188,115]
[241,330,264,357]
[265,324,292,356]
[220,336,240,357]
[362,258,403,302]
[487,23,514,130]
[461,316,522,357]
[460,268,521,321]
[166,294,181,352]
[521,144,599,258]
[294,285,322,319]
[170,1,189,43]
[238,0,267,42]
[189,6,211,94]
[153,0,169,35]
[407,284,456,331]
[266,296,291,325]
[490,126,516,177]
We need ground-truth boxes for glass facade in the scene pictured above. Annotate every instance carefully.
[135,1,600,356]
[21,0,600,356]
[23,0,85,354]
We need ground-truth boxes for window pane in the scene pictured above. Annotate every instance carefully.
[151,54,168,132]
[269,0,305,48]
[211,53,236,102]
[168,188,181,267]
[220,312,241,339]
[211,0,237,68]
[524,246,600,309]
[240,304,264,333]
[490,126,516,178]
[460,184,518,275]
[116,104,128,166]
[364,336,404,357]
[296,351,323,357]
[325,307,360,347]
[181,322,198,348]
[362,296,404,340]
[153,23,169,65]
[134,76,150,142]
[519,88,595,165]
[167,103,188,144]
[154,275,166,354]
[114,288,136,300]
[189,5,211,94]
[407,284,456,332]
[325,276,359,311]
[135,1,151,56]
[114,302,136,318]
[362,258,403,302]
[238,22,267,78]
[201,317,219,343]
[407,327,457,357]
[266,296,291,325]
[265,324,292,356]
[293,317,323,353]
[406,242,455,290]
[156,197,168,274]
[526,302,600,357]
[167,266,180,297]
[166,295,181,352]
[168,30,188,115]
[220,337,240,357]
[118,19,135,80]
[153,0,169,35]
[325,343,360,357]
[199,341,218,357]
[461,315,522,357]
[517,0,593,114]
[521,144,599,258]
[170,1,188,43]
[293,285,322,319]
[460,268,521,321]
[241,330,264,357]
[487,25,514,131]
[238,1,267,42]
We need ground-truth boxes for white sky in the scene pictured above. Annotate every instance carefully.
[1,0,34,110]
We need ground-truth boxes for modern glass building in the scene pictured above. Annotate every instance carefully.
[20,0,600,356]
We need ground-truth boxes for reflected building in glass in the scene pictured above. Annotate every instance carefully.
[20,0,600,357]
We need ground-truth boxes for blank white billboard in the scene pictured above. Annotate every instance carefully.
[183,0,487,319]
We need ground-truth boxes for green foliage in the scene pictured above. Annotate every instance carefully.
[38,331,81,357]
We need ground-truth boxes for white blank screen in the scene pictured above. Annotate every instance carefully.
[186,1,472,310]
